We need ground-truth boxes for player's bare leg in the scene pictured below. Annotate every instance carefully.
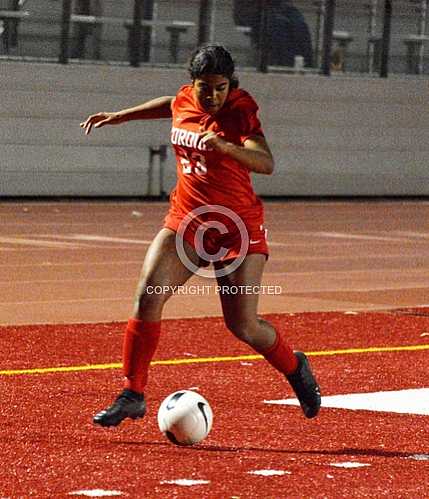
[215,254,275,349]
[94,229,199,427]
[215,254,321,418]
[132,228,199,321]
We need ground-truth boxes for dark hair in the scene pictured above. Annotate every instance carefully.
[188,44,239,88]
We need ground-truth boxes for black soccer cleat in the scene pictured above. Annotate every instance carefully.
[93,389,147,427]
[286,352,321,419]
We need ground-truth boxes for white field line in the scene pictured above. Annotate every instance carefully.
[50,231,415,246]
[0,297,130,305]
[278,284,429,292]
[0,261,143,268]
[311,231,414,242]
[0,222,153,227]
[48,231,425,245]
[68,489,123,497]
[0,234,152,251]
[0,236,93,249]
[265,388,429,416]
[266,268,429,277]
[392,231,429,239]
[268,233,415,247]
[268,253,429,261]
[44,234,153,245]
[0,246,135,252]
[0,277,137,284]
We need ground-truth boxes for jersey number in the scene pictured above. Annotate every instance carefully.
[180,153,207,176]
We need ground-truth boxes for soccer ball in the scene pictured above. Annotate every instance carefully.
[157,390,213,446]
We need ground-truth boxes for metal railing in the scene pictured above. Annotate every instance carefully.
[0,0,427,77]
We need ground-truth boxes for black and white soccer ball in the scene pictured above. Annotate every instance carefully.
[157,390,213,446]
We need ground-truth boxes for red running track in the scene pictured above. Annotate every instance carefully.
[1,200,429,325]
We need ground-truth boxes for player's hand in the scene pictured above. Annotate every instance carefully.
[199,131,227,152]
[80,112,121,135]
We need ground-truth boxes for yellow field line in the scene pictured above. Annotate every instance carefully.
[1,344,428,377]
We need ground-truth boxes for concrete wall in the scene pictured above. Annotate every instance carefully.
[0,60,428,197]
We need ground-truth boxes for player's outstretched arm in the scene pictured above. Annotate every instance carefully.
[80,96,174,135]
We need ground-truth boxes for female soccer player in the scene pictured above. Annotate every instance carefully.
[81,44,321,427]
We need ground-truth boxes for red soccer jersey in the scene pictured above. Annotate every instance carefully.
[169,84,265,223]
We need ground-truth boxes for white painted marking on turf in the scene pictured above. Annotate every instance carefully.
[268,268,429,277]
[0,260,143,268]
[248,469,291,476]
[266,253,426,262]
[0,297,130,306]
[0,222,144,227]
[264,388,429,416]
[160,479,210,486]
[393,231,429,240]
[315,231,411,242]
[0,277,137,285]
[68,490,122,497]
[0,237,90,249]
[407,454,429,461]
[329,462,371,469]
[52,234,152,245]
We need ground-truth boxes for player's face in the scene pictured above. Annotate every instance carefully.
[193,74,230,115]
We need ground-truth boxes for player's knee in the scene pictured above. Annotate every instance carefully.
[134,282,172,311]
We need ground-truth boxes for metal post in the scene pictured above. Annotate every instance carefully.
[417,0,428,75]
[92,0,103,60]
[366,0,378,73]
[130,0,143,67]
[148,145,167,199]
[314,0,326,69]
[59,0,72,64]
[379,0,392,78]
[321,0,336,76]
[198,0,216,45]
[158,144,167,200]
[141,0,155,63]
[256,0,270,72]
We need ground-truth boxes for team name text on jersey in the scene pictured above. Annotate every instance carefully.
[171,127,208,151]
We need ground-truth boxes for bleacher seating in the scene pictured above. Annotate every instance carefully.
[0,0,427,74]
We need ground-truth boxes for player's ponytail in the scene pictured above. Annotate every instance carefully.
[188,44,239,89]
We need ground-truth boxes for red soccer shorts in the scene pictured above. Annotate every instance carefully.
[164,210,269,264]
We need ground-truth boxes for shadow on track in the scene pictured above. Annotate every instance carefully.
[111,440,417,459]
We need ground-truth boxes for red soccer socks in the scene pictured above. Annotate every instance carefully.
[122,318,161,393]
[256,331,298,375]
